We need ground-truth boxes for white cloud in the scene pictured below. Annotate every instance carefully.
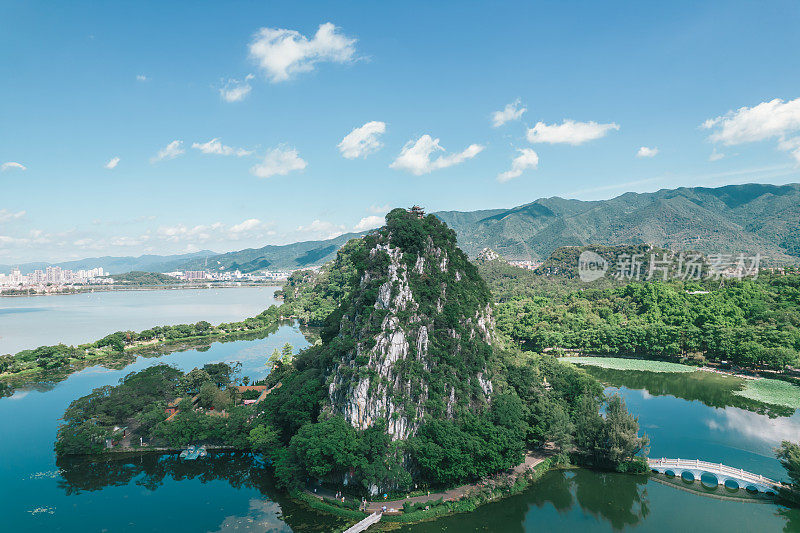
[778,137,800,164]
[702,97,800,145]
[109,236,147,247]
[230,218,263,233]
[250,147,307,178]
[497,148,539,183]
[151,140,185,163]
[707,407,800,447]
[1,162,27,172]
[703,98,800,164]
[491,99,526,127]
[354,215,383,232]
[636,146,659,158]
[249,22,357,83]
[105,157,120,169]
[220,74,254,102]
[390,135,484,175]
[709,148,725,162]
[296,219,345,240]
[136,74,148,82]
[338,121,386,159]
[0,209,26,223]
[368,204,390,214]
[527,119,620,145]
[192,138,253,157]
[157,218,272,243]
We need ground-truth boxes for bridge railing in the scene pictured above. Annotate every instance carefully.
[647,458,778,486]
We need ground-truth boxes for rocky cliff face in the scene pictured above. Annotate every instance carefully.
[324,208,496,440]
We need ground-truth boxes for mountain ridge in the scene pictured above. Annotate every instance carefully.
[8,183,799,275]
[0,250,217,275]
[435,182,800,264]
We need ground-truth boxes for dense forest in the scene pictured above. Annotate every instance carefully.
[480,256,800,371]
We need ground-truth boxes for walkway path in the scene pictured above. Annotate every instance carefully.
[342,512,381,533]
[366,452,547,512]
[306,451,548,514]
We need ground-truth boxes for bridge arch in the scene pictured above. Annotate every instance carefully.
[700,472,719,488]
[648,458,781,495]
[724,479,740,490]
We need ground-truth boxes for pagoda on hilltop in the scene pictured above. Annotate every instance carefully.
[409,205,425,218]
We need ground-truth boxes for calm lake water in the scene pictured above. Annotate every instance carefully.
[399,367,800,532]
[0,324,352,532]
[0,286,280,354]
[1,312,798,531]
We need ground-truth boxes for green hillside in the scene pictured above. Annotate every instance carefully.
[436,183,800,265]
[165,183,800,274]
[173,232,364,273]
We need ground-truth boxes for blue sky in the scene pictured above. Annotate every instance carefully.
[2,1,800,263]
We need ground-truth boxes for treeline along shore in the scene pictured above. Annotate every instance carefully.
[0,303,294,396]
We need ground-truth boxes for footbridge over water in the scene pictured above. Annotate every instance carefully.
[342,512,381,533]
[648,458,782,494]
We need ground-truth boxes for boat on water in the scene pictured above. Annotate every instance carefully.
[179,445,207,460]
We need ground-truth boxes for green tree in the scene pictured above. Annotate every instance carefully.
[198,382,218,409]
[285,416,359,481]
[776,441,800,487]
[55,421,107,455]
[249,424,280,458]
[281,343,294,363]
[182,368,211,394]
[573,394,603,455]
[598,394,649,469]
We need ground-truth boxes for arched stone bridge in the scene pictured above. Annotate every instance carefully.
[648,458,782,494]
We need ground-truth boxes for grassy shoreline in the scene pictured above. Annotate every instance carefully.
[563,355,800,410]
[734,378,800,409]
[559,356,697,373]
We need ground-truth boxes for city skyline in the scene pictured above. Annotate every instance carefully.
[2,1,800,263]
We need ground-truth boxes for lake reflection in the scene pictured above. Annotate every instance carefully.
[399,469,797,532]
[529,470,650,529]
[54,453,346,532]
[0,325,314,532]
[581,365,795,418]
[3,317,800,531]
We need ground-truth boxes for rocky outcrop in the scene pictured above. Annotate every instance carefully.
[325,209,496,440]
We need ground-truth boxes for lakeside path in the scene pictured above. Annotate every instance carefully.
[306,451,548,514]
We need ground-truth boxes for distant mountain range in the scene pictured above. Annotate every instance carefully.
[436,183,800,264]
[173,232,365,273]
[7,183,799,274]
[0,250,217,275]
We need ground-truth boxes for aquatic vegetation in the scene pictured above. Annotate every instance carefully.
[734,378,800,410]
[560,357,696,373]
[27,470,60,480]
[28,507,55,515]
